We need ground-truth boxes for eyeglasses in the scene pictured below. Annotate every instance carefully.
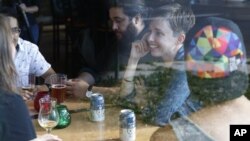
[11,27,21,34]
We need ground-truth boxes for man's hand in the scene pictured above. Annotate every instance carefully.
[66,79,89,98]
[20,90,34,101]
[18,87,36,101]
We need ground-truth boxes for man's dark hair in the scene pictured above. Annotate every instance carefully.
[108,0,148,20]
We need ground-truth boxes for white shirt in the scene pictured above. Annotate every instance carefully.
[14,38,51,86]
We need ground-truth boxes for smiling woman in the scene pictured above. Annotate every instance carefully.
[150,16,250,141]
[118,3,195,126]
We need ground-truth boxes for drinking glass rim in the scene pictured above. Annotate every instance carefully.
[50,73,67,78]
[39,96,57,104]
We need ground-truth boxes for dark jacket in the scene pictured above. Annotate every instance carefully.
[72,27,148,83]
[0,89,36,141]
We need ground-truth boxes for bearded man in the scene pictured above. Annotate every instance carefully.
[66,0,149,98]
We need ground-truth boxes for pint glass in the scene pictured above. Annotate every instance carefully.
[50,74,67,104]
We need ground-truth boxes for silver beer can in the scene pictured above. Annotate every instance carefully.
[119,109,136,141]
[90,93,105,122]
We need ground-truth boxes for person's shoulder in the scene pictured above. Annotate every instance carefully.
[18,38,39,50]
[0,89,22,104]
[150,125,178,141]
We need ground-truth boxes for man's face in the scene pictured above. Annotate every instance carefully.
[9,17,20,47]
[109,7,137,40]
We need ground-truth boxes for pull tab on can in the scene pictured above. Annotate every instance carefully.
[86,85,93,98]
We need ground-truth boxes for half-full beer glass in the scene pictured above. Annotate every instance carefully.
[50,74,67,104]
[18,73,36,100]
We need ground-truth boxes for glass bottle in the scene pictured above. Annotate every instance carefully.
[55,104,71,129]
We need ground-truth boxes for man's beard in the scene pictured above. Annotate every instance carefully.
[119,23,138,44]
[117,23,138,60]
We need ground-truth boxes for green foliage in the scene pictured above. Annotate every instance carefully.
[116,68,173,124]
[96,76,120,87]
[188,71,249,106]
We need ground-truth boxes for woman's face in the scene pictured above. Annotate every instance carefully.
[9,38,16,59]
[9,17,19,47]
[147,18,182,62]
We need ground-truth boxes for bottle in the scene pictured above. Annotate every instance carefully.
[56,104,71,129]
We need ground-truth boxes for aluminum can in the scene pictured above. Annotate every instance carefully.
[119,109,136,141]
[90,93,105,122]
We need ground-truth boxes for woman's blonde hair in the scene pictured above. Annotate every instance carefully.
[0,14,17,93]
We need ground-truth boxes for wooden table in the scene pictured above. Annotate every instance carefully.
[28,98,159,141]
